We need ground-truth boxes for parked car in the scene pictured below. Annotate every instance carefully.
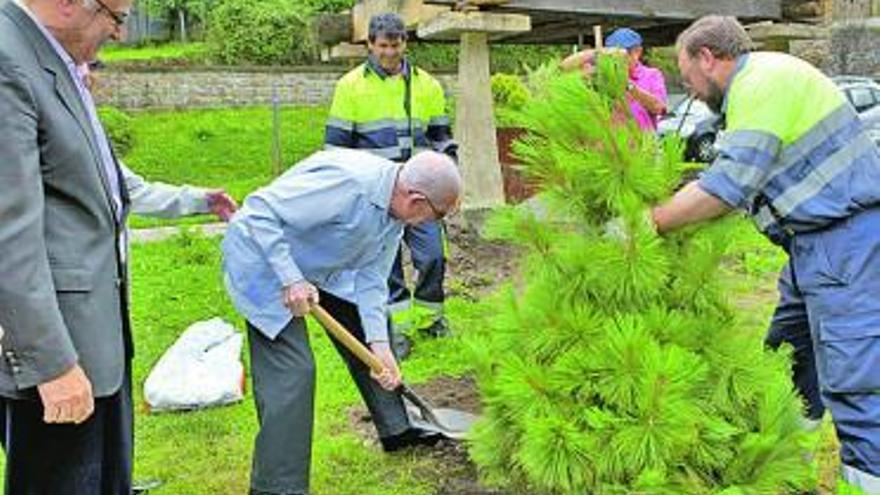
[657,96,722,162]
[835,78,880,146]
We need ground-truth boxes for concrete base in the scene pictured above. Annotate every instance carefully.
[415,11,530,209]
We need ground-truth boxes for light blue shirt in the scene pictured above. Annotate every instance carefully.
[221,149,404,342]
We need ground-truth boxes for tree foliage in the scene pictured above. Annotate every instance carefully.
[301,0,354,13]
[468,55,816,494]
[143,0,214,42]
[206,0,315,65]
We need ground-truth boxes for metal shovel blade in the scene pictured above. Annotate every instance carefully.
[400,384,478,440]
[309,305,478,440]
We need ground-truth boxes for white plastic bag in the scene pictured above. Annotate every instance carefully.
[144,318,245,412]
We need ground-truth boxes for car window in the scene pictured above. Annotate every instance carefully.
[847,88,876,112]
[669,98,690,116]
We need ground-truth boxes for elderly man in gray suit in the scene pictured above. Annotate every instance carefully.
[0,0,137,492]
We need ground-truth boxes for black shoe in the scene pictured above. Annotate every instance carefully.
[380,427,443,452]
[418,316,451,338]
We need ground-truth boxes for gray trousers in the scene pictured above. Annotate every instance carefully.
[247,290,410,495]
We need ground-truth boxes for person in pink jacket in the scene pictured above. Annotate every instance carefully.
[561,27,668,132]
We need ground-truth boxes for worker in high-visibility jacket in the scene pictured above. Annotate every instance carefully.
[325,12,457,359]
[650,16,880,494]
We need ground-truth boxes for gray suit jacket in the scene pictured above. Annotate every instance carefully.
[0,1,131,399]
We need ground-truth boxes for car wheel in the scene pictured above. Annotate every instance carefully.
[692,134,717,163]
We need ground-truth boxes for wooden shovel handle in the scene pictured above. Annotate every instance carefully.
[310,304,386,376]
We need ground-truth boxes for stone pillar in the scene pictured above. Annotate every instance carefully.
[456,32,505,208]
[417,11,531,209]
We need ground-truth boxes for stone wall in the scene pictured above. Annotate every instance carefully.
[830,0,874,19]
[790,22,880,77]
[92,66,459,110]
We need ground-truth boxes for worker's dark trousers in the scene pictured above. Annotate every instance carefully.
[388,220,446,321]
[247,291,410,495]
[786,207,880,493]
[765,264,825,421]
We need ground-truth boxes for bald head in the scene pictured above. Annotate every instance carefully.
[399,151,462,214]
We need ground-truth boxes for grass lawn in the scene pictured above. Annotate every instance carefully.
[120,105,329,229]
[100,42,210,64]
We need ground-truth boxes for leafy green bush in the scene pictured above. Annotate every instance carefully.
[407,42,568,73]
[206,0,315,65]
[302,0,353,13]
[491,73,529,109]
[491,44,568,73]
[644,46,681,90]
[97,106,135,157]
[491,73,529,126]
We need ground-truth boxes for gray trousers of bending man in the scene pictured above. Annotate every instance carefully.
[247,290,409,495]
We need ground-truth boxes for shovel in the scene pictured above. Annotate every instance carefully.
[310,304,477,440]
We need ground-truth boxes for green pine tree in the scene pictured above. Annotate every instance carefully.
[468,55,816,494]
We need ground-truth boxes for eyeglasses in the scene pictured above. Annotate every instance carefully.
[92,0,128,28]
[410,189,447,220]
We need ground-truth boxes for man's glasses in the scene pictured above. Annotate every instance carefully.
[92,0,128,28]
[410,189,447,219]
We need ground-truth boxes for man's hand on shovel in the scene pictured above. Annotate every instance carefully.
[282,281,320,316]
[285,283,403,387]
[368,342,402,391]
[309,304,477,439]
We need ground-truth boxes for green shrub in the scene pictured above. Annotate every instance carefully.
[491,73,529,110]
[407,42,568,74]
[644,46,681,90]
[491,73,530,127]
[303,0,353,13]
[97,106,135,157]
[206,0,315,65]
[491,44,568,73]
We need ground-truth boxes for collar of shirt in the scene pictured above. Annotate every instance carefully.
[366,54,411,80]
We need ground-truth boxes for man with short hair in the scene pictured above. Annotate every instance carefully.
[650,15,880,494]
[325,12,457,359]
[222,148,461,495]
[0,0,135,492]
